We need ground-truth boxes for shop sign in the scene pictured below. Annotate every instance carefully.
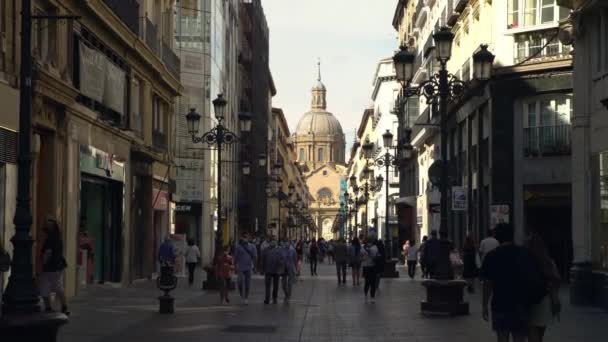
[452,186,467,211]
[152,189,169,211]
[490,205,510,227]
[80,145,124,182]
[175,204,192,212]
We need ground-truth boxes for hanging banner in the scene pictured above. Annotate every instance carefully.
[79,42,106,102]
[452,186,467,211]
[103,61,126,115]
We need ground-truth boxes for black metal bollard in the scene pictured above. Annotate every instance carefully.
[157,264,177,314]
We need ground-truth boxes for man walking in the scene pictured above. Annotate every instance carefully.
[423,230,440,278]
[481,223,542,342]
[309,239,319,276]
[262,239,281,304]
[234,232,257,305]
[333,238,348,285]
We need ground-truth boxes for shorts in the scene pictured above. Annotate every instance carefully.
[492,307,530,333]
[39,271,64,297]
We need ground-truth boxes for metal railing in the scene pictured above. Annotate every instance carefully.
[524,125,571,157]
[103,0,139,34]
[162,41,180,79]
[145,18,160,56]
[514,29,572,64]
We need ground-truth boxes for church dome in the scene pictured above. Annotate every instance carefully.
[295,110,343,136]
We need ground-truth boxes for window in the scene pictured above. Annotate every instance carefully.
[153,96,167,149]
[299,148,305,162]
[131,78,143,135]
[514,29,571,63]
[508,0,566,29]
[318,148,325,162]
[523,95,572,157]
[317,188,333,205]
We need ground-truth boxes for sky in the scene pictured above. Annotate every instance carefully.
[263,0,399,141]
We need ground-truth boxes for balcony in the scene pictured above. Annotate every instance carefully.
[145,18,160,56]
[514,29,572,64]
[103,0,139,34]
[524,125,571,157]
[162,41,181,80]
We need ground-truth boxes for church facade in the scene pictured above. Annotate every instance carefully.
[292,63,346,240]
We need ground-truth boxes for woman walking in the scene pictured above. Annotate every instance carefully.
[406,240,419,279]
[39,217,69,315]
[215,246,235,304]
[526,233,561,342]
[185,238,201,286]
[349,237,362,286]
[462,235,478,293]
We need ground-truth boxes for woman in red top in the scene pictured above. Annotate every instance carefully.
[215,246,235,304]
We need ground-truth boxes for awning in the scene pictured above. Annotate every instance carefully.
[395,196,416,207]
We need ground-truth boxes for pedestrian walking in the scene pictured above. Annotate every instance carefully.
[423,230,440,278]
[333,238,348,285]
[406,240,419,279]
[215,245,234,304]
[309,239,319,276]
[361,238,379,303]
[349,237,362,286]
[39,217,69,315]
[462,235,479,293]
[419,236,428,278]
[295,240,303,275]
[480,229,500,263]
[303,240,310,264]
[262,240,281,304]
[526,233,562,342]
[481,223,546,342]
[402,240,410,265]
[184,238,201,286]
[280,241,298,303]
[327,239,335,264]
[374,239,386,290]
[234,232,257,305]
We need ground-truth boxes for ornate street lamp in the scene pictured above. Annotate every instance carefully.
[186,94,250,257]
[392,28,495,239]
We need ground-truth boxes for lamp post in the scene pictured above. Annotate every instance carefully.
[186,95,252,257]
[392,27,495,315]
[393,27,494,238]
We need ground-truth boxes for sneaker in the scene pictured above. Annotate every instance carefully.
[370,298,376,304]
[244,299,249,305]
[264,300,270,305]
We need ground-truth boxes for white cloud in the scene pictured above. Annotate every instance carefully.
[263,0,398,134]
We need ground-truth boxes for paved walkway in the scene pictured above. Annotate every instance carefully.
[59,263,608,342]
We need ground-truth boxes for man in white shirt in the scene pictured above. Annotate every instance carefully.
[479,229,500,262]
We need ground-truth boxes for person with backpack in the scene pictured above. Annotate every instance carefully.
[481,223,545,342]
[234,232,257,305]
[361,237,379,303]
[526,233,561,342]
[349,237,362,286]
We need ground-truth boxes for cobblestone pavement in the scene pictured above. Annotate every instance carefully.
[59,263,608,342]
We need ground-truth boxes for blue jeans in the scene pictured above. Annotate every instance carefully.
[237,270,252,299]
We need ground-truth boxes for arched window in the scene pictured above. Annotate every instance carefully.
[299,148,305,161]
[317,187,333,205]
[318,148,325,162]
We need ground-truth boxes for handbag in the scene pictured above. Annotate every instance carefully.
[450,251,463,267]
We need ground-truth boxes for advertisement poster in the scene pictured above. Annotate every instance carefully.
[452,186,467,211]
[490,205,510,228]
[170,234,187,277]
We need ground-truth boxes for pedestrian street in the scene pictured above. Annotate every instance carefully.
[59,263,607,342]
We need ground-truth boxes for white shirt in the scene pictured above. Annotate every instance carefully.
[185,245,201,263]
[407,245,419,261]
[479,237,499,261]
